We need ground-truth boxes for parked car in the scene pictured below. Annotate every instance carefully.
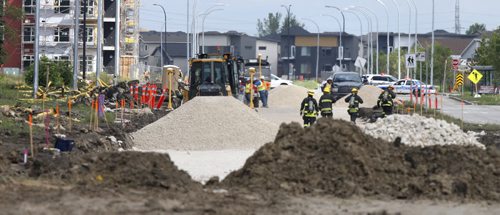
[378,79,436,94]
[329,72,363,100]
[362,74,398,86]
[270,74,293,89]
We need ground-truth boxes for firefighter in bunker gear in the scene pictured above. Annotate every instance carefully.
[377,85,396,117]
[319,87,336,118]
[344,88,364,124]
[300,90,319,127]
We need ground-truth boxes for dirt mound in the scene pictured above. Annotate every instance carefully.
[269,85,318,108]
[335,85,383,108]
[133,97,278,151]
[30,151,202,192]
[223,119,500,201]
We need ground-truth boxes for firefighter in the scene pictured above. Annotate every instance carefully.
[300,90,319,127]
[321,77,333,93]
[377,85,396,117]
[319,87,336,118]
[344,88,364,124]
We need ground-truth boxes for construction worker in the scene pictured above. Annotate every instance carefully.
[319,87,336,118]
[300,90,319,127]
[377,85,396,117]
[256,76,269,108]
[321,77,333,93]
[244,78,252,106]
[344,88,364,124]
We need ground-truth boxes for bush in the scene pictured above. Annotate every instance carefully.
[24,56,73,88]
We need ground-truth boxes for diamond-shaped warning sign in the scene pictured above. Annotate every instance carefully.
[468,69,483,84]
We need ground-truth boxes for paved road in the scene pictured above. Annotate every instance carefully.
[399,94,500,124]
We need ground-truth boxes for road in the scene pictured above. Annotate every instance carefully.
[399,94,500,124]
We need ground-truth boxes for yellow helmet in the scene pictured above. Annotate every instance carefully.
[308,90,315,96]
[352,88,359,93]
[323,87,331,93]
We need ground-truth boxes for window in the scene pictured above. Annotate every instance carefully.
[23,26,35,42]
[322,48,332,56]
[258,46,267,51]
[79,55,94,73]
[24,0,36,14]
[144,45,148,51]
[23,55,34,68]
[300,63,311,74]
[54,27,70,42]
[54,55,69,61]
[244,46,252,50]
[301,47,311,56]
[54,0,70,14]
[79,26,94,43]
[81,0,95,16]
[322,64,332,72]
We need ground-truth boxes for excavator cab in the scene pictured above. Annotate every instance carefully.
[188,54,241,99]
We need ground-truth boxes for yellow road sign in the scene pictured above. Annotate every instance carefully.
[456,73,464,86]
[468,69,483,84]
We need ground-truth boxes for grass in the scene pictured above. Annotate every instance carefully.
[398,101,500,132]
[293,80,319,90]
[460,94,500,105]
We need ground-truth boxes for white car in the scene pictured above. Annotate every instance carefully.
[363,74,398,86]
[270,74,293,89]
[379,79,436,94]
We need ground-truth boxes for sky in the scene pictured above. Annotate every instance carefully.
[139,0,500,36]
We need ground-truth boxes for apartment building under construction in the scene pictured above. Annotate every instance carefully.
[2,0,139,79]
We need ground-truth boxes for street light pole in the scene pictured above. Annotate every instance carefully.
[410,0,418,79]
[355,6,380,74]
[405,0,413,78]
[201,8,223,53]
[375,0,390,75]
[33,0,41,98]
[153,4,167,67]
[343,10,365,74]
[431,0,435,86]
[281,4,292,79]
[387,0,402,79]
[302,18,320,82]
[325,5,345,71]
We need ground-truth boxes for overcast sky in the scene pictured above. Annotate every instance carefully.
[139,0,500,36]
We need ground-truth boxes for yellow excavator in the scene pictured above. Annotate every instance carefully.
[188,54,243,99]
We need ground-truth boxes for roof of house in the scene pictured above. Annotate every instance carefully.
[419,37,475,55]
[140,31,188,43]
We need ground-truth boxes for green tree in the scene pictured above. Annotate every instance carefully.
[475,27,500,85]
[280,13,304,34]
[257,12,282,37]
[24,56,73,87]
[466,23,486,35]
[0,2,24,65]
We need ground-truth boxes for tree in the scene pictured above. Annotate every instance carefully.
[256,11,304,37]
[466,23,486,35]
[24,56,73,88]
[257,12,282,37]
[474,27,500,85]
[280,13,304,34]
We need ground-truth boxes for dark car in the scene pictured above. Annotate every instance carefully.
[330,72,363,100]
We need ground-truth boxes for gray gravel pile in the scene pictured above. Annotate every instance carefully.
[335,85,383,108]
[269,85,319,108]
[362,115,485,149]
[132,97,279,151]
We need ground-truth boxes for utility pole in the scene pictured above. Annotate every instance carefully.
[96,0,103,84]
[82,0,87,80]
[431,0,435,86]
[33,0,41,98]
[73,0,80,90]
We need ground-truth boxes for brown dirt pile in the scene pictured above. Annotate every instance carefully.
[223,119,500,201]
[29,151,202,192]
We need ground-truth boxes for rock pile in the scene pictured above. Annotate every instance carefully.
[268,85,319,108]
[223,119,500,201]
[335,85,383,108]
[133,97,278,151]
[362,115,485,149]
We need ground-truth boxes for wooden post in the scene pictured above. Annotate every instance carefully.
[167,68,174,110]
[249,67,256,109]
[29,114,34,157]
[68,100,72,132]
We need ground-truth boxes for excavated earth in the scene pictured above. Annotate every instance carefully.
[222,119,500,201]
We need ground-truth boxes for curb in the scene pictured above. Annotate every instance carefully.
[448,96,476,105]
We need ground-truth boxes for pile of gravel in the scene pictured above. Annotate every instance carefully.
[335,85,383,108]
[362,115,485,149]
[132,97,279,151]
[268,85,318,108]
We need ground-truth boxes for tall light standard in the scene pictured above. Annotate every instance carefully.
[201,8,224,53]
[33,0,41,98]
[346,7,374,74]
[186,0,190,73]
[354,6,380,74]
[375,0,390,75]
[405,0,413,78]
[410,0,418,79]
[387,0,402,79]
[431,0,435,86]
[325,5,345,70]
[342,10,366,74]
[153,4,167,67]
[321,14,343,45]
[281,4,292,79]
[302,18,320,82]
